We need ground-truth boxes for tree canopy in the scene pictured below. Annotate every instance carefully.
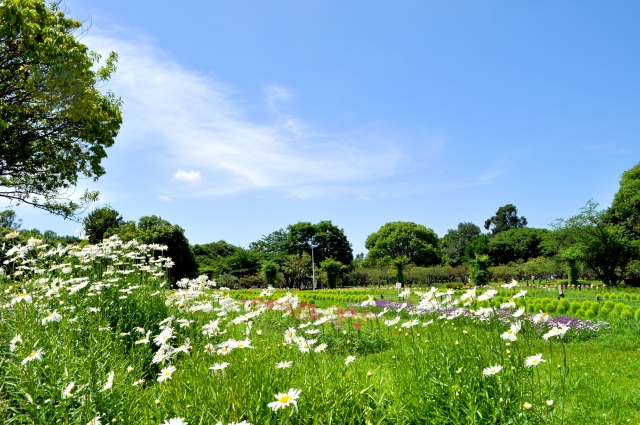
[82,206,124,243]
[365,221,441,267]
[106,215,198,283]
[441,222,481,266]
[609,161,640,239]
[484,204,527,235]
[487,227,549,265]
[0,209,21,230]
[251,221,353,266]
[0,0,122,218]
[550,200,639,286]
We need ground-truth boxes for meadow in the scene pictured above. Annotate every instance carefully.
[2,236,640,424]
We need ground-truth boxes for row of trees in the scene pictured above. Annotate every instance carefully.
[0,168,635,287]
[2,163,639,287]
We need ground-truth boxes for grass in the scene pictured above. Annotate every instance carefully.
[2,238,640,424]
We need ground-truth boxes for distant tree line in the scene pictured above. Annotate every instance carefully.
[3,161,640,288]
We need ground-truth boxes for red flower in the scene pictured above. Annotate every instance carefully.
[354,322,362,329]
[337,308,344,314]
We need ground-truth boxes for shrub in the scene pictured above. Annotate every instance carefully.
[623,293,631,300]
[600,307,612,317]
[613,302,627,314]
[603,293,611,299]
[556,304,568,314]
[569,302,581,313]
[583,309,594,318]
[635,308,640,321]
[591,302,601,314]
[620,308,634,319]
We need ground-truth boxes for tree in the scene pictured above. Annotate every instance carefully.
[320,257,346,289]
[390,256,409,287]
[106,215,198,283]
[464,234,490,261]
[365,222,441,267]
[83,206,124,243]
[560,247,582,286]
[470,254,490,286]
[0,209,21,230]
[0,0,122,218]
[550,200,639,286]
[484,204,527,235]
[281,253,312,290]
[609,161,640,239]
[441,222,481,266]
[193,241,263,279]
[252,221,353,266]
[487,227,549,265]
[262,261,279,287]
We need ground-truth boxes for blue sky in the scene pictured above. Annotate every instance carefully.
[14,1,640,254]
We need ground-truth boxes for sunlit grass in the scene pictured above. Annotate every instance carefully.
[1,237,640,424]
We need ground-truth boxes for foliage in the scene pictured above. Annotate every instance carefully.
[470,254,490,286]
[251,221,353,266]
[82,206,124,243]
[106,215,198,283]
[521,257,560,283]
[490,264,517,282]
[320,257,346,289]
[487,227,549,265]
[365,221,441,267]
[261,260,279,286]
[281,253,312,290]
[389,256,409,286]
[5,237,640,424]
[0,0,122,218]
[609,161,640,239]
[560,246,582,286]
[193,240,263,278]
[0,209,21,230]
[465,234,490,260]
[440,222,481,266]
[550,201,639,286]
[484,204,528,235]
[405,264,470,285]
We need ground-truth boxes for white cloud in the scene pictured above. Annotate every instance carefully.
[157,195,172,202]
[86,33,403,198]
[172,170,201,183]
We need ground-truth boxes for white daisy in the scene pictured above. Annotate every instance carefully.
[525,353,546,367]
[267,388,301,412]
[482,365,503,376]
[157,365,177,382]
[21,348,44,366]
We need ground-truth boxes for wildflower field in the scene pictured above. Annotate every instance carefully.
[2,237,640,424]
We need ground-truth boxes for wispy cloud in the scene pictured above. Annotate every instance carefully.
[583,142,634,155]
[172,170,201,184]
[87,33,403,199]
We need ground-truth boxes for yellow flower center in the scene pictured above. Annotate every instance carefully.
[27,352,36,358]
[279,395,292,403]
